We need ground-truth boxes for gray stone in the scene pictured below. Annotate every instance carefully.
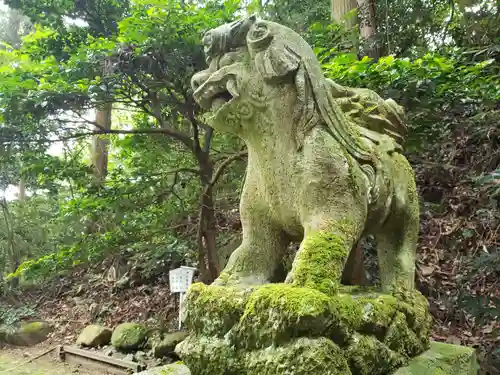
[135,350,147,362]
[0,321,52,346]
[76,324,112,347]
[134,364,191,375]
[124,353,136,362]
[394,342,479,375]
[152,331,188,358]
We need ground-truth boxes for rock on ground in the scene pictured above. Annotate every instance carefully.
[0,321,53,347]
[111,323,147,351]
[152,331,188,358]
[134,363,191,375]
[76,325,112,347]
[394,342,479,375]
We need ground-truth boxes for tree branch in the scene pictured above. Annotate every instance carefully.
[125,74,195,149]
[49,128,195,143]
[203,127,214,153]
[209,150,248,187]
[442,0,455,44]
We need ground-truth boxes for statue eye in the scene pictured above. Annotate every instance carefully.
[247,22,272,50]
[202,32,213,47]
[203,32,213,56]
[249,22,269,41]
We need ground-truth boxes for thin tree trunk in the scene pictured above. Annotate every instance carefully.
[91,102,112,184]
[331,0,359,54]
[91,59,113,185]
[18,175,26,200]
[331,0,358,29]
[357,0,379,59]
[1,197,18,288]
[86,60,113,234]
[197,155,220,283]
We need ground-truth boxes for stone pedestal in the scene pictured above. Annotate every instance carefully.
[176,283,434,375]
[394,342,479,375]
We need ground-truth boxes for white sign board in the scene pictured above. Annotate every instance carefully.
[169,266,196,330]
[169,266,196,293]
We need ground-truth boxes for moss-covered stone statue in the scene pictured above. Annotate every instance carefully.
[175,15,478,375]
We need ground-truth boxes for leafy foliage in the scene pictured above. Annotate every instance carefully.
[0,0,245,285]
[322,51,500,151]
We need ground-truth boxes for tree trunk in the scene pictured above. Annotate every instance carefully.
[331,0,359,54]
[1,197,18,288]
[197,155,220,283]
[357,0,379,59]
[91,102,112,184]
[86,60,113,234]
[91,59,113,185]
[18,175,26,200]
[331,0,358,29]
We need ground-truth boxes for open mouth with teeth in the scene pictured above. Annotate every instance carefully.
[210,90,234,112]
[195,79,239,114]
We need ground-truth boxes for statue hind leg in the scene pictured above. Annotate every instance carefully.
[374,155,420,294]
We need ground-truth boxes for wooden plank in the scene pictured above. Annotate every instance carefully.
[58,345,146,374]
[64,352,129,375]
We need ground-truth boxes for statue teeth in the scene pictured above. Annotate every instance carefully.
[227,80,239,98]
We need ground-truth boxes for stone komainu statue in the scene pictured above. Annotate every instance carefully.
[191,15,416,294]
[175,15,441,375]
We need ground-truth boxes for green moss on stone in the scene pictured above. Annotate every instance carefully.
[111,323,147,352]
[338,285,379,296]
[180,282,432,373]
[245,337,352,375]
[232,284,332,348]
[355,294,399,338]
[393,342,479,375]
[346,334,407,375]
[20,321,49,334]
[175,335,241,375]
[385,312,426,358]
[291,220,357,295]
[76,324,112,347]
[185,283,248,337]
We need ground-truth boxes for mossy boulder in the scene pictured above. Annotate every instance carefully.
[245,337,351,375]
[175,335,241,375]
[231,284,334,349]
[111,323,147,351]
[184,283,249,337]
[346,334,406,375]
[0,321,53,346]
[394,342,479,375]
[76,324,112,347]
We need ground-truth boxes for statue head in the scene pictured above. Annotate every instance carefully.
[190,16,327,140]
[191,16,406,161]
